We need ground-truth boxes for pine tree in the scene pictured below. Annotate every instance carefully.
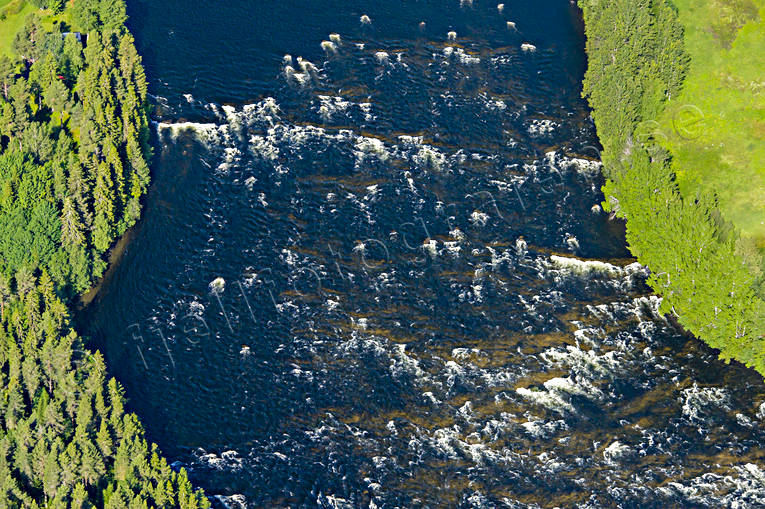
[12,14,42,63]
[38,269,55,306]
[7,79,31,140]
[92,161,116,252]
[0,56,16,99]
[5,382,25,430]
[112,440,131,482]
[0,274,10,319]
[99,0,128,31]
[29,53,57,95]
[107,378,125,434]
[96,420,113,458]
[62,35,85,79]
[42,445,62,500]
[117,34,147,101]
[105,142,126,212]
[43,79,69,119]
[42,397,65,435]
[75,393,94,439]
[79,440,105,487]
[14,267,36,297]
[61,197,86,248]
[61,441,82,490]
[70,483,91,509]
[72,0,101,32]
[21,355,41,401]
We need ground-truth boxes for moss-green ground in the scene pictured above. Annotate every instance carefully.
[658,0,765,247]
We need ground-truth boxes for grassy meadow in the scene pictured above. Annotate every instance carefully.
[1,0,77,57]
[0,0,37,57]
[657,0,765,249]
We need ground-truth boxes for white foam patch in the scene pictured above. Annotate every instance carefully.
[354,136,389,162]
[658,463,765,507]
[209,277,225,294]
[443,241,461,258]
[603,441,633,464]
[321,40,338,54]
[542,255,649,295]
[526,118,557,137]
[452,348,481,361]
[520,418,568,439]
[413,145,447,169]
[443,46,481,65]
[541,344,623,379]
[317,95,351,121]
[470,210,490,226]
[545,151,602,176]
[422,238,438,258]
[516,383,575,416]
[196,449,244,471]
[486,98,507,111]
[680,383,731,425]
[316,493,354,509]
[548,255,638,277]
[155,121,221,143]
[390,344,428,381]
[214,494,247,509]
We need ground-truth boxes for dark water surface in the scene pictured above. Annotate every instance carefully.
[81,0,765,506]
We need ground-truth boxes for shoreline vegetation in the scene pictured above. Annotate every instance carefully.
[0,0,209,506]
[578,0,765,374]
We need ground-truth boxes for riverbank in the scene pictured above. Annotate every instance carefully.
[578,0,765,374]
[0,0,208,505]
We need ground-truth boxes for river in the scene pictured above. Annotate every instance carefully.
[80,0,765,506]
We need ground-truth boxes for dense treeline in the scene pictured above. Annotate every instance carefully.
[0,277,206,507]
[579,0,765,373]
[0,0,209,506]
[1,8,149,291]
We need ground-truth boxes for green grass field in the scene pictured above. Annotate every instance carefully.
[0,0,37,57]
[657,0,765,247]
[1,1,77,58]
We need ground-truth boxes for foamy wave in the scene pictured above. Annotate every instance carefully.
[680,383,731,425]
[214,494,247,509]
[603,440,633,464]
[520,418,568,439]
[526,118,556,137]
[541,344,623,379]
[548,255,641,277]
[518,374,606,417]
[658,463,765,507]
[354,136,389,163]
[155,121,221,143]
[443,46,481,65]
[195,449,244,471]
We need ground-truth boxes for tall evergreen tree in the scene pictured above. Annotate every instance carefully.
[0,56,16,99]
[61,197,86,248]
[0,1,210,506]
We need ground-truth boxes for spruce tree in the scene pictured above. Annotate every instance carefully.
[61,197,86,248]
[0,56,15,99]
